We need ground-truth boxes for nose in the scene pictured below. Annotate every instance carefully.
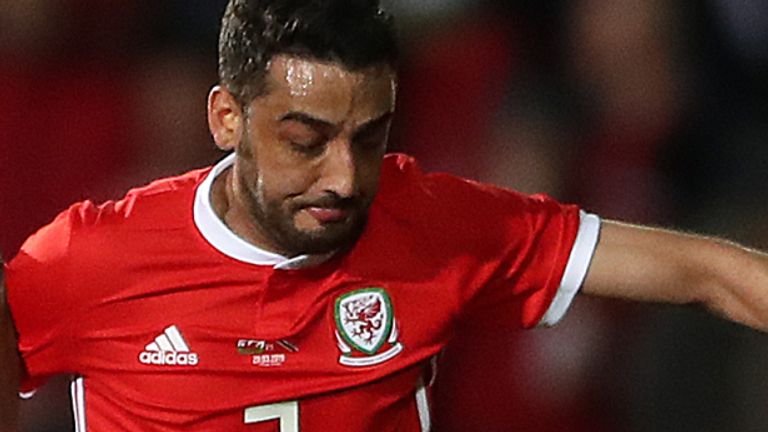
[317,139,357,198]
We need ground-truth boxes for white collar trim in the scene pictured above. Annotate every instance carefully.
[193,153,330,269]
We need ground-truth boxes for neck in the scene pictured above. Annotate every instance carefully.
[210,167,291,257]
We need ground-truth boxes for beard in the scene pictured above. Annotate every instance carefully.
[236,166,372,257]
[254,192,370,256]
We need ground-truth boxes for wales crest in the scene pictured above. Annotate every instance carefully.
[334,288,403,367]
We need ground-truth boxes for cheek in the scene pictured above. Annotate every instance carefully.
[258,163,317,203]
[250,142,317,201]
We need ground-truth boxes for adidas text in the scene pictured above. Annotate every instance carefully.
[139,351,199,366]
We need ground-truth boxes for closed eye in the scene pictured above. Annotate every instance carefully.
[289,139,326,156]
[352,113,393,148]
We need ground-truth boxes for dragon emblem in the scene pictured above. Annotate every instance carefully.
[335,288,401,361]
[342,295,383,346]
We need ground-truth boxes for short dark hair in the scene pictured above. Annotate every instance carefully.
[218,0,398,104]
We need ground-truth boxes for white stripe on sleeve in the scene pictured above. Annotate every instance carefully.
[537,211,601,327]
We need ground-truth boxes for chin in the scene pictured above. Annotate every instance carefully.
[286,220,366,256]
[294,231,357,255]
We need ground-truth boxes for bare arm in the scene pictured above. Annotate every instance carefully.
[0,264,20,432]
[583,220,768,331]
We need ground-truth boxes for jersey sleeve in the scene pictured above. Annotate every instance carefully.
[4,203,93,393]
[521,207,600,327]
[471,190,600,329]
[378,155,601,329]
[396,163,601,330]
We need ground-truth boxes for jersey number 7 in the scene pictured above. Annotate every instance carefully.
[244,400,299,431]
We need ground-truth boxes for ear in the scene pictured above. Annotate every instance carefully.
[207,86,245,151]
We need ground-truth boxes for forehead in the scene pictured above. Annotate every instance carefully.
[257,55,397,123]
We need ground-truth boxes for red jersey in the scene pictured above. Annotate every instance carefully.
[5,153,600,431]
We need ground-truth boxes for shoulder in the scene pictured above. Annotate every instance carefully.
[378,153,570,225]
[364,154,579,266]
[7,166,210,286]
[5,167,213,333]
[71,167,209,231]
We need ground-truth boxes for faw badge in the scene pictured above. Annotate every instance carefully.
[334,288,403,367]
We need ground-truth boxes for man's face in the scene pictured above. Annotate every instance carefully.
[233,55,397,256]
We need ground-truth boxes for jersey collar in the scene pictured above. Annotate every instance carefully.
[193,153,333,270]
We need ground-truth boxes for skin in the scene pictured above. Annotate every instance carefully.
[207,55,397,256]
[585,221,768,331]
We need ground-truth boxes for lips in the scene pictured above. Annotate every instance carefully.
[304,206,350,223]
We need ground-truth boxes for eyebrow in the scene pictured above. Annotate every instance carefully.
[279,111,394,134]
[279,112,335,129]
[355,112,394,136]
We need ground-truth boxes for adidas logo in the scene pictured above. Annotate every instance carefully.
[138,325,199,366]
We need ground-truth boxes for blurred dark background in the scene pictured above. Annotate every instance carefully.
[2,0,768,430]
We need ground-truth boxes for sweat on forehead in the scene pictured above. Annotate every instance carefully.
[270,56,393,89]
[257,55,397,126]
[256,55,396,109]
